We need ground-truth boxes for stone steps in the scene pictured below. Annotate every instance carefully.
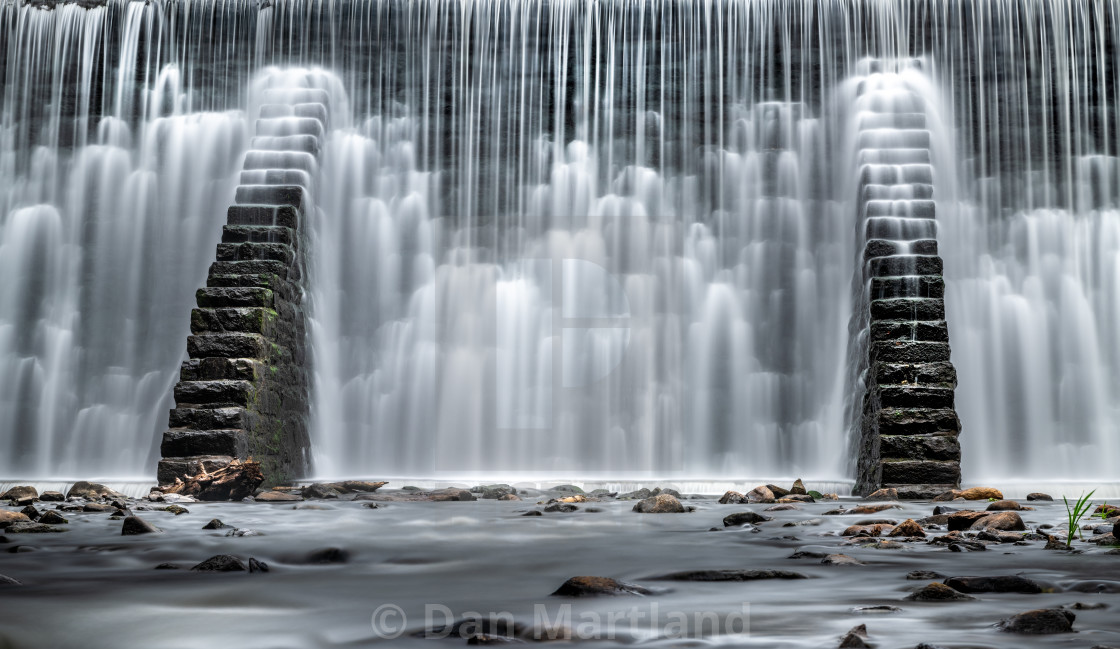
[852,63,961,496]
[160,73,328,487]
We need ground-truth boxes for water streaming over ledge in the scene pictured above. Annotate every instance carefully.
[0,0,1117,482]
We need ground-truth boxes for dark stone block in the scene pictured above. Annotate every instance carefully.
[216,242,294,265]
[235,185,308,210]
[865,217,937,241]
[157,456,234,485]
[187,333,269,360]
[191,308,276,336]
[881,460,961,485]
[161,429,248,458]
[196,287,274,308]
[173,380,255,408]
[869,255,943,278]
[870,298,945,321]
[877,385,955,409]
[871,276,944,299]
[880,434,961,461]
[864,239,904,260]
[909,239,938,255]
[887,484,959,499]
[222,225,295,247]
[873,361,956,386]
[208,260,292,282]
[869,340,951,363]
[169,407,252,430]
[226,205,300,229]
[180,358,261,382]
[242,150,317,174]
[870,319,949,342]
[877,408,960,435]
[240,168,312,188]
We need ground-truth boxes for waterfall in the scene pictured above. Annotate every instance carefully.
[0,0,1117,483]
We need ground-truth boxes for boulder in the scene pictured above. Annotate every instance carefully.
[778,494,815,503]
[765,504,800,511]
[933,487,1003,501]
[632,494,685,513]
[0,486,37,501]
[83,503,115,512]
[838,624,871,648]
[202,519,227,530]
[821,554,864,565]
[790,479,807,495]
[887,519,926,537]
[843,524,894,537]
[19,506,38,520]
[38,491,64,502]
[5,522,65,533]
[718,491,748,504]
[1026,493,1053,501]
[998,608,1075,634]
[248,558,269,573]
[943,576,1043,594]
[552,485,584,494]
[905,582,976,601]
[851,503,902,514]
[66,481,125,500]
[301,483,341,499]
[544,502,577,513]
[161,505,189,515]
[723,511,772,526]
[946,511,989,530]
[429,488,476,502]
[746,485,775,503]
[254,491,303,503]
[550,576,652,597]
[906,570,945,580]
[191,555,246,572]
[121,516,161,535]
[332,480,387,493]
[766,484,791,498]
[618,488,651,500]
[972,512,1026,531]
[986,500,1024,511]
[866,488,898,501]
[37,511,67,525]
[472,484,516,499]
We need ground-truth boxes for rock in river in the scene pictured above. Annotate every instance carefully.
[254,491,304,503]
[121,516,161,535]
[191,555,247,572]
[942,575,1043,594]
[998,608,1075,634]
[550,576,652,596]
[632,494,685,513]
[905,582,976,601]
[723,511,772,526]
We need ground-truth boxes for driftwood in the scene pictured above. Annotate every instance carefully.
[158,459,264,501]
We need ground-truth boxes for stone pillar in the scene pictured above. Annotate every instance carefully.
[851,66,962,498]
[158,84,330,488]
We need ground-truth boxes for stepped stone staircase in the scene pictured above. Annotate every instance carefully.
[157,80,328,487]
[851,62,962,498]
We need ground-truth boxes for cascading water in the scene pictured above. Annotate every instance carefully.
[0,0,1117,486]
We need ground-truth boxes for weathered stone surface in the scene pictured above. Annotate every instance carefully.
[747,485,776,503]
[191,307,277,336]
[226,205,300,229]
[254,490,303,503]
[38,491,64,502]
[161,429,248,458]
[870,320,950,343]
[157,456,234,485]
[209,260,291,282]
[933,487,1003,501]
[121,516,161,535]
[1026,493,1053,501]
[180,358,261,382]
[66,481,125,500]
[839,623,872,648]
[865,487,898,500]
[169,407,252,430]
[998,609,1075,634]
[718,491,748,504]
[632,494,685,513]
[222,224,296,247]
[906,582,976,601]
[0,486,37,501]
[550,576,652,597]
[5,522,65,534]
[187,333,269,360]
[888,519,926,537]
[869,255,943,277]
[0,511,31,528]
[723,511,772,526]
[869,340,951,363]
[881,460,960,485]
[196,286,276,309]
[37,511,67,525]
[173,380,255,408]
[191,554,246,572]
[879,434,960,461]
[943,576,1042,594]
[215,242,294,265]
[234,184,308,209]
[870,298,945,321]
[986,500,1025,511]
[877,408,960,435]
[870,275,944,298]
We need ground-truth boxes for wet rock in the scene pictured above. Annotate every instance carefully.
[933,487,1003,501]
[544,502,577,513]
[1087,533,1117,545]
[905,582,976,601]
[555,495,589,503]
[1066,580,1120,593]
[19,505,39,520]
[723,511,772,526]
[1,486,37,502]
[121,516,161,535]
[838,624,871,648]
[822,554,865,565]
[0,574,20,585]
[330,480,387,493]
[718,490,748,504]
[632,494,685,513]
[652,569,807,581]
[66,481,124,500]
[154,563,181,569]
[473,484,518,499]
[855,518,898,526]
[202,518,227,530]
[5,522,65,534]
[1026,493,1053,501]
[888,519,926,537]
[587,489,616,498]
[498,494,522,501]
[225,528,261,537]
[521,510,543,517]
[843,524,894,537]
[943,575,1043,594]
[998,608,1075,634]
[976,529,1023,543]
[973,512,1026,531]
[788,550,829,559]
[746,485,775,503]
[907,570,945,580]
[191,554,246,572]
[790,479,807,495]
[430,488,476,502]
[765,484,791,498]
[778,494,815,503]
[552,485,584,494]
[765,503,800,511]
[866,488,898,501]
[37,511,67,525]
[851,503,902,514]
[1095,503,1120,517]
[618,488,651,500]
[946,511,989,530]
[823,507,848,515]
[83,503,115,512]
[248,557,269,573]
[306,547,349,564]
[301,483,341,499]
[1115,520,1120,539]
[161,505,189,515]
[550,576,652,596]
[986,500,1025,511]
[853,605,900,614]
[254,490,303,503]
[362,502,380,509]
[38,491,64,502]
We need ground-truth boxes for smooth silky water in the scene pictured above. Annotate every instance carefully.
[2,0,1120,645]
